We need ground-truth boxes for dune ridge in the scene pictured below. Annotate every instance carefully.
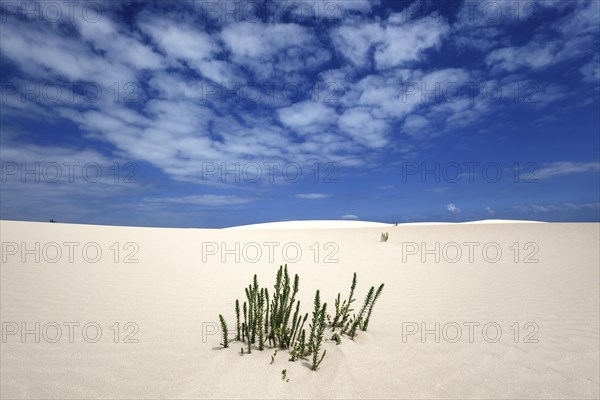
[225,219,544,229]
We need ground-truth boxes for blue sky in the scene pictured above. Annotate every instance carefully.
[1,0,599,227]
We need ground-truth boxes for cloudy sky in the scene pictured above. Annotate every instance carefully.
[1,0,599,227]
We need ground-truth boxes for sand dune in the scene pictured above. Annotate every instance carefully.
[1,220,598,399]
[460,219,546,224]
[226,219,543,229]
[225,220,393,229]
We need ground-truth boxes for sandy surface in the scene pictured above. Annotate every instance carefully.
[1,220,598,399]
[225,220,393,229]
[226,219,544,229]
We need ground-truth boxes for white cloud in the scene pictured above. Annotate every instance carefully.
[341,214,359,220]
[286,0,378,20]
[330,22,382,68]
[453,25,506,52]
[555,0,600,38]
[485,1,599,74]
[447,203,461,214]
[296,193,331,199]
[486,206,496,214]
[221,22,329,78]
[139,17,237,84]
[74,15,164,71]
[141,17,214,59]
[144,195,255,206]
[0,19,135,86]
[513,203,600,213]
[337,107,388,148]
[374,17,449,70]
[486,39,559,73]
[277,101,338,134]
[452,0,550,52]
[355,68,472,120]
[581,54,600,83]
[536,161,600,179]
[402,115,430,138]
[0,139,147,223]
[2,1,597,195]
[330,13,449,70]
[427,187,449,194]
[329,0,377,13]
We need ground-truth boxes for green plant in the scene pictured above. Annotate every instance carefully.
[217,265,385,373]
[49,219,56,223]
[269,265,301,349]
[312,349,326,371]
[289,301,300,345]
[332,273,356,332]
[290,311,307,350]
[380,232,389,242]
[289,328,306,362]
[242,302,248,342]
[235,299,241,341]
[307,289,321,354]
[332,332,341,345]
[271,349,277,364]
[264,288,270,334]
[251,275,259,342]
[219,314,229,348]
[362,284,384,331]
[245,323,251,354]
[349,286,374,339]
[257,288,266,350]
[245,276,260,345]
[311,294,327,371]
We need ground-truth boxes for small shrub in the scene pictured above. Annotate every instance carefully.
[332,332,341,345]
[235,299,241,341]
[380,232,389,242]
[331,273,356,332]
[311,294,327,371]
[362,284,385,331]
[242,302,248,342]
[219,314,229,348]
[269,265,300,349]
[349,286,374,339]
[245,323,251,354]
[217,265,385,373]
[289,329,306,361]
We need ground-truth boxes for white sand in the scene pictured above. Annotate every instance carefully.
[1,220,598,399]
[225,220,393,229]
[226,219,543,229]
[461,219,546,224]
